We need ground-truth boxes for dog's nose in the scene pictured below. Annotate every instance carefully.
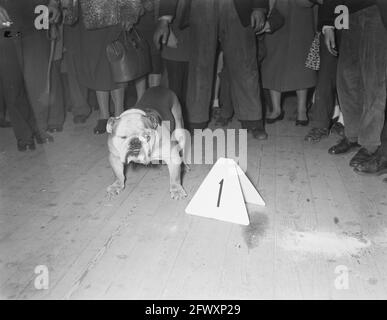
[128,137,142,156]
[130,137,141,148]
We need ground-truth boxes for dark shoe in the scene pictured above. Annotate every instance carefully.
[215,116,232,127]
[94,119,108,135]
[305,127,329,143]
[331,122,345,137]
[34,132,54,144]
[266,110,284,124]
[328,138,360,155]
[349,148,374,168]
[0,119,12,128]
[47,126,63,133]
[73,115,88,124]
[295,120,309,127]
[295,116,310,127]
[249,127,268,140]
[354,154,387,176]
[17,140,36,152]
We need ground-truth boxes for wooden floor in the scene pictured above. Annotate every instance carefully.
[1,100,387,300]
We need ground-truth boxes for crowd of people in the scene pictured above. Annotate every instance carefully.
[0,0,387,178]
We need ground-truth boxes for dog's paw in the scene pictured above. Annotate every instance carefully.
[170,184,187,200]
[107,181,124,198]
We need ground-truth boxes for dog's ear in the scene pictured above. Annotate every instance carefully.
[106,117,118,134]
[143,109,162,130]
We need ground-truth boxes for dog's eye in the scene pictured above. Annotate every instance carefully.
[146,135,151,142]
[120,136,127,140]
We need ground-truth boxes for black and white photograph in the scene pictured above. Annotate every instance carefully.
[1,0,387,304]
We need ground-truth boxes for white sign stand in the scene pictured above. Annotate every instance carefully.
[185,158,265,226]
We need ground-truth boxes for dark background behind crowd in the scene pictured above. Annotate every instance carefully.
[1,0,387,177]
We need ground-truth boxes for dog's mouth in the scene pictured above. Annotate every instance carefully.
[124,136,153,164]
[127,137,142,157]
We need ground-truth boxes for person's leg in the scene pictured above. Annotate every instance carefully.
[357,7,387,152]
[296,89,309,125]
[111,87,125,116]
[185,0,218,128]
[329,15,362,155]
[0,87,4,119]
[354,108,387,175]
[220,0,266,139]
[148,74,162,87]
[64,52,91,123]
[94,91,110,134]
[267,90,282,119]
[47,59,65,132]
[380,111,387,159]
[352,7,387,173]
[135,77,147,102]
[15,32,54,142]
[61,73,72,113]
[309,33,338,129]
[0,79,11,128]
[148,53,163,88]
[0,39,35,150]
[262,88,273,115]
[0,94,11,128]
[217,63,234,126]
[164,59,189,122]
[212,51,223,108]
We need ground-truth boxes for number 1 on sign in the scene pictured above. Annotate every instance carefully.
[217,179,224,207]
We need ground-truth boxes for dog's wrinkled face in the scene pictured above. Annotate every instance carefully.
[108,110,159,165]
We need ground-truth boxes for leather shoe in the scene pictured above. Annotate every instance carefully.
[349,148,374,168]
[354,154,387,176]
[94,119,108,135]
[266,110,284,124]
[331,122,345,137]
[328,138,360,155]
[17,140,36,152]
[295,119,309,127]
[35,132,54,144]
[249,127,268,140]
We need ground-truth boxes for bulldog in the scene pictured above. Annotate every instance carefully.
[106,87,188,200]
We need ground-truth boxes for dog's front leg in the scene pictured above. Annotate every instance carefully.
[166,146,187,200]
[107,153,126,197]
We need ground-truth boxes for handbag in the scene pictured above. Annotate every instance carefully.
[106,28,151,82]
[305,32,321,71]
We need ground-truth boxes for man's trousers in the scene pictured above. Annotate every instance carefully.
[186,0,263,126]
[0,38,37,143]
[337,6,387,148]
[14,31,65,133]
[311,33,339,129]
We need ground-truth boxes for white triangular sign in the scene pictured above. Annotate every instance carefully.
[185,158,265,225]
[236,165,266,206]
